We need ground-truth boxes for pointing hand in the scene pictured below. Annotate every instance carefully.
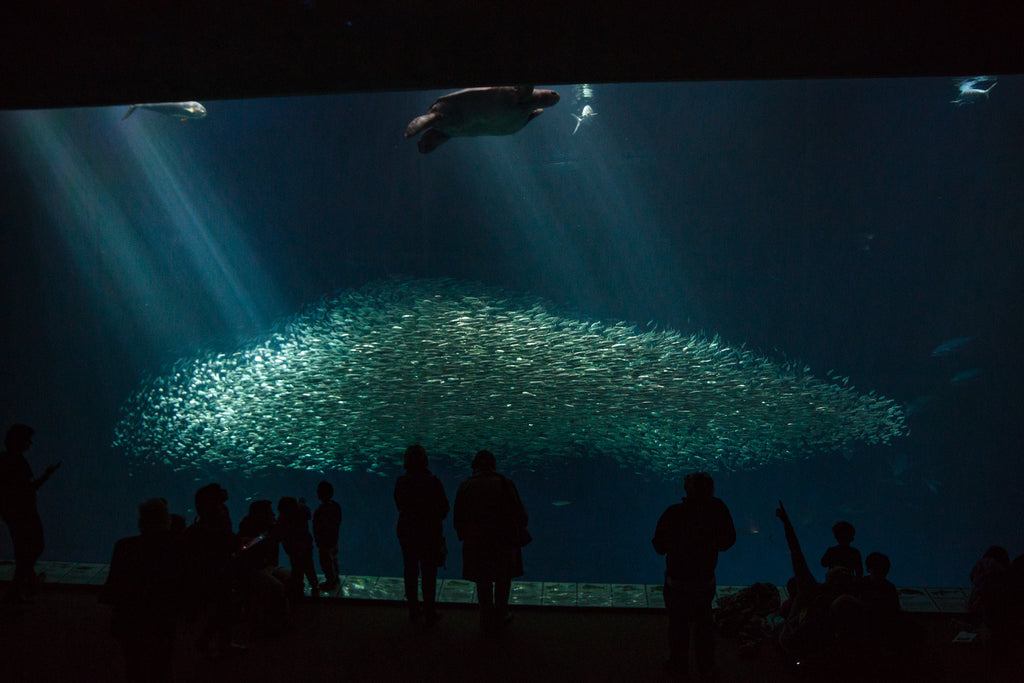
[775,500,789,523]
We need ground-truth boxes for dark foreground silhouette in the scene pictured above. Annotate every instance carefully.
[1,583,1022,683]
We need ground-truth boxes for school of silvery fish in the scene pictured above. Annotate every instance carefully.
[112,279,906,477]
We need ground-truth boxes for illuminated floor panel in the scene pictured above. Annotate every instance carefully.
[5,561,970,613]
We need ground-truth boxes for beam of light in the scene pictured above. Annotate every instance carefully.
[5,107,281,355]
[114,110,278,336]
[412,84,686,323]
[7,109,170,339]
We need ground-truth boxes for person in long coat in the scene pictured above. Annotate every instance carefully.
[394,444,450,624]
[453,450,528,634]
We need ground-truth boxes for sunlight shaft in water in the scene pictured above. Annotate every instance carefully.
[7,108,281,351]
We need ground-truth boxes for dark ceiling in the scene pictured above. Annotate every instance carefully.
[2,2,1020,109]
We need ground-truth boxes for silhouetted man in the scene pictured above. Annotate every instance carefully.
[394,444,449,624]
[0,423,61,602]
[102,498,184,683]
[653,471,735,681]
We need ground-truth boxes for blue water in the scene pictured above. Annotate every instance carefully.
[1,78,1022,588]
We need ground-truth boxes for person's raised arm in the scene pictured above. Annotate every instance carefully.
[776,500,814,589]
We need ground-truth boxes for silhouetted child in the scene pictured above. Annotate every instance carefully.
[821,520,863,578]
[858,551,899,616]
[277,496,319,599]
[860,551,925,663]
[776,502,868,674]
[313,481,342,592]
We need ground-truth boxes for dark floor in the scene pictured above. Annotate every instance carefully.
[0,584,1020,683]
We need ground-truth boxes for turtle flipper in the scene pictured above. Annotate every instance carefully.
[405,112,440,138]
[527,108,545,124]
[418,129,450,153]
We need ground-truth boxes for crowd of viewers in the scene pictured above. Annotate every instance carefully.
[93,442,529,681]
[653,477,1023,680]
[3,423,1024,682]
[96,479,351,681]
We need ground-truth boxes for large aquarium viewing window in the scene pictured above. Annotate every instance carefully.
[1,76,1021,588]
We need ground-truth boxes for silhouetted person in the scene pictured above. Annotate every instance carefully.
[652,471,736,681]
[775,501,866,674]
[821,520,863,578]
[184,483,242,656]
[238,499,289,635]
[858,551,899,617]
[239,499,280,568]
[313,481,342,592]
[711,581,781,658]
[969,545,1017,662]
[970,545,1010,613]
[778,576,799,620]
[0,423,61,602]
[777,500,829,665]
[102,498,185,683]
[394,444,450,625]
[169,514,186,541]
[454,450,528,635]
[1009,554,1024,645]
[857,551,924,665]
[278,496,319,599]
[1012,552,1024,609]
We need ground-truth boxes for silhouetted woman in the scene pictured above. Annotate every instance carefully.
[394,444,450,624]
[238,500,289,634]
[184,483,242,656]
[453,450,528,634]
